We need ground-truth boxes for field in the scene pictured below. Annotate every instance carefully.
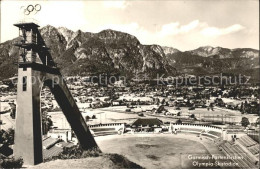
[95,134,223,169]
[1,103,257,131]
[46,105,258,129]
[88,106,258,124]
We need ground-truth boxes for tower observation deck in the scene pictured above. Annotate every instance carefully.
[14,22,56,68]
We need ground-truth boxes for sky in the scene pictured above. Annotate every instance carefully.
[0,0,259,51]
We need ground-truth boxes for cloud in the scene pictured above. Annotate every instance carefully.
[158,20,245,38]
[103,0,128,9]
[201,24,245,37]
[159,20,200,36]
[180,20,200,33]
[159,22,180,36]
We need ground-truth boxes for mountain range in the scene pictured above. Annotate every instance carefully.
[0,25,259,82]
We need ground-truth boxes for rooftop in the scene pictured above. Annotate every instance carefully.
[14,22,40,29]
[131,118,163,127]
[42,137,60,149]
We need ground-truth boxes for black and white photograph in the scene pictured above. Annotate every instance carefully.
[0,0,259,168]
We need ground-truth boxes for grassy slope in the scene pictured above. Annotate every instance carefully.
[30,154,143,169]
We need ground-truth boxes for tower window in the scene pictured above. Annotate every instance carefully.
[22,76,27,91]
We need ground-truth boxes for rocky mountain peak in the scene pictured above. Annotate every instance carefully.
[162,46,180,55]
[0,25,259,82]
[40,25,58,35]
[57,27,74,42]
[97,29,140,46]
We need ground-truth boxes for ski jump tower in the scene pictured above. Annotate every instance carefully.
[13,22,97,165]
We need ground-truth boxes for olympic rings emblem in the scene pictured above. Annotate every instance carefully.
[21,4,41,15]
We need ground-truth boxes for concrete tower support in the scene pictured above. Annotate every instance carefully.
[14,22,97,165]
